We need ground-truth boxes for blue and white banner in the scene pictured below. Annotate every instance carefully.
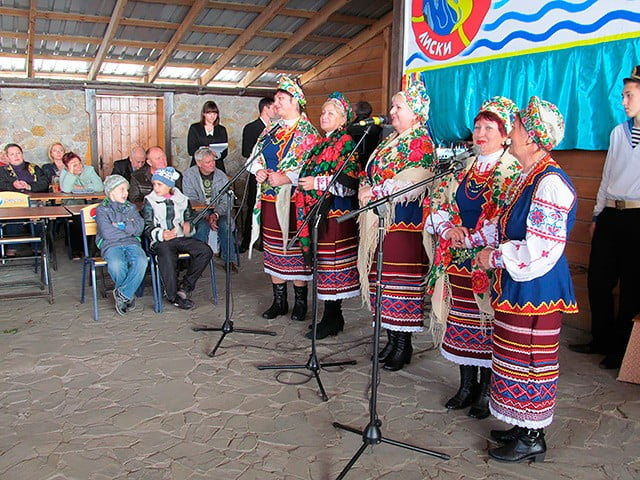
[403,1,640,149]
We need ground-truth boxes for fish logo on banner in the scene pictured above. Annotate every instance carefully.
[411,0,491,61]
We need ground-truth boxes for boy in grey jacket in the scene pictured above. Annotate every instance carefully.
[96,175,148,315]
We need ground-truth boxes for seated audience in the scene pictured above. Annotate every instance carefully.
[112,146,146,182]
[183,147,239,272]
[143,167,213,310]
[42,142,66,186]
[0,143,49,193]
[129,146,182,202]
[96,175,148,315]
[60,152,104,194]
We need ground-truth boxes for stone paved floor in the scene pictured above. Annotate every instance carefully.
[1,248,639,480]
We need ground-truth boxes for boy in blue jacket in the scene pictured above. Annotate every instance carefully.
[96,175,148,315]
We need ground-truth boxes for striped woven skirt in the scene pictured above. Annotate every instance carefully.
[369,229,428,332]
[441,263,493,367]
[317,210,360,300]
[261,194,312,281]
[489,310,562,429]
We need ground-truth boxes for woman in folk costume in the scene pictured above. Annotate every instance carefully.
[423,97,521,419]
[358,80,436,371]
[476,97,577,463]
[294,92,361,340]
[247,76,319,322]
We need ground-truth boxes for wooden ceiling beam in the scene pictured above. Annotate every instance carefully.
[207,1,263,13]
[146,0,209,83]
[300,11,393,85]
[88,0,128,80]
[239,0,350,88]
[0,7,27,17]
[25,0,37,77]
[199,0,289,86]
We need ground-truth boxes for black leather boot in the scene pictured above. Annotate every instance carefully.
[383,332,412,371]
[468,367,491,419]
[291,285,308,321]
[377,329,397,362]
[445,365,478,409]
[490,425,525,444]
[306,300,343,339]
[488,428,547,463]
[262,283,288,319]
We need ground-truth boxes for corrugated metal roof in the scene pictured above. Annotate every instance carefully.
[125,2,190,23]
[198,8,258,29]
[0,0,393,88]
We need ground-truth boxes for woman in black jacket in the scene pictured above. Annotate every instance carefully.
[187,101,228,171]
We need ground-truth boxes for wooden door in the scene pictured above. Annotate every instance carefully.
[96,95,164,177]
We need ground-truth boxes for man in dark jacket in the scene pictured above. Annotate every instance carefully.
[111,146,146,182]
[239,97,276,252]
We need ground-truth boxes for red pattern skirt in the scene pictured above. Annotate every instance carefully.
[369,228,428,332]
[262,194,312,281]
[316,210,360,300]
[441,264,493,367]
[489,310,562,429]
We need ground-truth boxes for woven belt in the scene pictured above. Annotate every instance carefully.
[605,199,640,209]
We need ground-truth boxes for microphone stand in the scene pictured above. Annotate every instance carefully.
[331,164,460,479]
[257,126,373,401]
[192,132,278,357]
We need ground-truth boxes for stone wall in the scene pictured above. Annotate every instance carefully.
[0,87,264,176]
[0,89,90,165]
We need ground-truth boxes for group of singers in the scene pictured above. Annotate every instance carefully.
[244,76,576,464]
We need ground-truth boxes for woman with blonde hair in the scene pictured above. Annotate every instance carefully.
[42,142,66,186]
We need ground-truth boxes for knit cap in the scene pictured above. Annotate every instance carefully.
[103,174,129,196]
[151,166,179,188]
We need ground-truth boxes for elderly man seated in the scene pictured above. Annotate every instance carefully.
[182,147,239,272]
[129,146,182,203]
[112,146,146,182]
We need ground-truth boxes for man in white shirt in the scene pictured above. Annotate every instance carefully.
[570,65,640,369]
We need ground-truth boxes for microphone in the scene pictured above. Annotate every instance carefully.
[436,145,479,174]
[356,116,388,126]
[262,120,283,139]
[450,145,480,171]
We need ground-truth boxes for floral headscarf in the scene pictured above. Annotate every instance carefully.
[277,76,306,107]
[324,91,354,124]
[480,96,518,134]
[401,80,430,122]
[520,96,565,151]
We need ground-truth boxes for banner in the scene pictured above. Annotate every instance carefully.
[403,1,640,150]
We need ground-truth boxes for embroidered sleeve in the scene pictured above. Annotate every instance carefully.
[313,175,355,197]
[371,179,425,202]
[497,174,575,281]
[465,219,499,248]
[424,209,454,237]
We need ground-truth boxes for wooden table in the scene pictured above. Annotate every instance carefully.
[0,206,71,303]
[64,204,92,216]
[31,192,106,204]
